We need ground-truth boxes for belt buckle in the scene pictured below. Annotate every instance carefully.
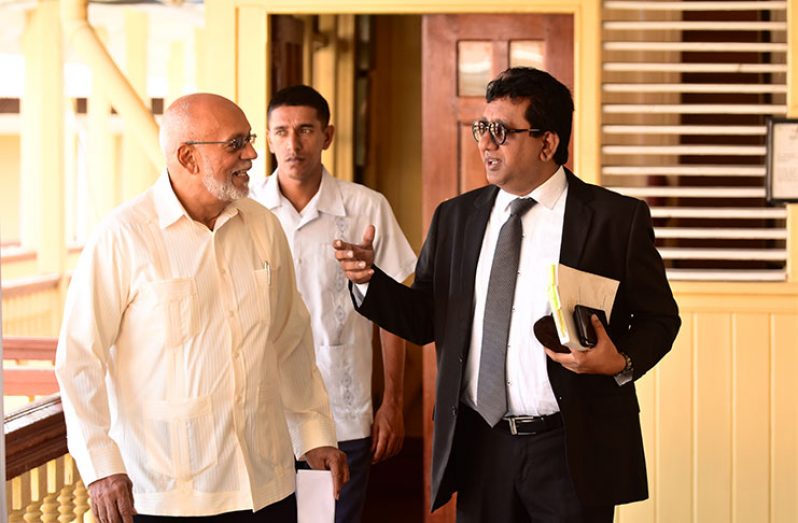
[507,416,537,436]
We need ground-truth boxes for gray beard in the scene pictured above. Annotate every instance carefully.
[202,171,249,202]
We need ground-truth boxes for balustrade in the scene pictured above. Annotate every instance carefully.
[5,395,93,523]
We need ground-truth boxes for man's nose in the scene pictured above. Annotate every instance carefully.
[288,131,302,151]
[478,130,497,152]
[242,141,258,160]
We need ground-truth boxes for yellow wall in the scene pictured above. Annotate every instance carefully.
[620,284,798,523]
[0,135,21,244]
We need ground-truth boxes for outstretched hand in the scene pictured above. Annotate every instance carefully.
[543,314,626,375]
[333,225,376,284]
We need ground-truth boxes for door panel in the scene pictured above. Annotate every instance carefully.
[421,14,574,522]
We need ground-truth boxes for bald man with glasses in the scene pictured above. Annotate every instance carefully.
[56,93,347,523]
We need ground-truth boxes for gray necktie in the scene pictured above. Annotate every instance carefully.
[476,197,537,426]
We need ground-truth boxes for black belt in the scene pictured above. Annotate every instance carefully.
[497,412,563,436]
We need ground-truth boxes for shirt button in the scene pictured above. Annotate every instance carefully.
[236,394,243,403]
[228,310,235,317]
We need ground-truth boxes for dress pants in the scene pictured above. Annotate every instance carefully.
[133,493,296,523]
[455,405,614,523]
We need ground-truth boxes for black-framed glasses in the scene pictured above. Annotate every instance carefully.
[183,133,257,152]
[471,121,541,146]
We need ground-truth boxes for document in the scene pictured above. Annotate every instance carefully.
[296,469,335,523]
[547,263,619,351]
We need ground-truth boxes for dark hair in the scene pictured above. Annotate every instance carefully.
[268,84,331,127]
[485,67,573,165]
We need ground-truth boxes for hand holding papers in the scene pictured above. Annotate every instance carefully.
[543,263,619,351]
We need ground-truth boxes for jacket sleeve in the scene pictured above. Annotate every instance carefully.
[616,199,681,379]
[351,203,443,346]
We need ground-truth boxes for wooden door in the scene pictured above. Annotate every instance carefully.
[420,14,574,522]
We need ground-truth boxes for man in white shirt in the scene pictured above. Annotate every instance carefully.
[56,93,347,523]
[249,85,416,523]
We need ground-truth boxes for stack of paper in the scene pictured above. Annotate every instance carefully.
[547,263,619,351]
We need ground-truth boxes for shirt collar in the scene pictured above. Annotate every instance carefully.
[263,166,346,217]
[154,171,191,229]
[495,165,568,212]
[153,171,240,229]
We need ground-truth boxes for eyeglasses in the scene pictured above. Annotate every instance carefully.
[471,121,541,146]
[183,133,257,152]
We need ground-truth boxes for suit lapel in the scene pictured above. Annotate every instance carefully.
[560,169,593,268]
[459,186,497,295]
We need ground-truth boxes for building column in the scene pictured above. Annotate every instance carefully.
[121,8,156,200]
[20,0,65,279]
[86,27,118,234]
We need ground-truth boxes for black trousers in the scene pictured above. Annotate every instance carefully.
[454,405,614,523]
[133,494,296,523]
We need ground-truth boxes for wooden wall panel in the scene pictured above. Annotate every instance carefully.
[694,313,733,523]
[732,313,770,522]
[771,313,798,522]
[654,312,693,523]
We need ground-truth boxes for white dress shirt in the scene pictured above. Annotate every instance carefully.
[56,173,336,516]
[250,168,417,441]
[464,166,568,417]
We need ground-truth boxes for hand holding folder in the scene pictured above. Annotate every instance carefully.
[536,263,619,352]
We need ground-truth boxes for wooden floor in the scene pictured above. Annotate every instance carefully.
[362,437,425,523]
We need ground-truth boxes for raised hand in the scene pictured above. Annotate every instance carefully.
[333,225,376,284]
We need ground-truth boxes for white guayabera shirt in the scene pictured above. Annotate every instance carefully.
[56,173,336,517]
[251,168,417,442]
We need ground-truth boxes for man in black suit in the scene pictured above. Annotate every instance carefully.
[334,67,680,522]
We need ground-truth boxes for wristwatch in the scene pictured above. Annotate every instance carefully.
[616,351,633,377]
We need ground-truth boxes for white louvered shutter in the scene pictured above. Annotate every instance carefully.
[602,0,788,281]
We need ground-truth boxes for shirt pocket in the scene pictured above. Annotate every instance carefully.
[142,396,218,481]
[142,278,199,348]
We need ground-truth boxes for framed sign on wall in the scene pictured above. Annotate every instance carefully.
[766,117,798,204]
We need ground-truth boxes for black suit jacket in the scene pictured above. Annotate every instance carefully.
[354,169,680,510]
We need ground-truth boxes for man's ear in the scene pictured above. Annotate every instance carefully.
[539,131,561,162]
[177,144,198,173]
[322,124,335,150]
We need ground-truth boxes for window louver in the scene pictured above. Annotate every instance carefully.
[602,0,788,281]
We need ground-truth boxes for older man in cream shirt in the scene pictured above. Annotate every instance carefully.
[56,93,347,523]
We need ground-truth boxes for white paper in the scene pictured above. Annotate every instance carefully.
[296,469,335,523]
[548,263,620,351]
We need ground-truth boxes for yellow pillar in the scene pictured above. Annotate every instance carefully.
[20,0,65,279]
[121,9,155,200]
[166,41,186,108]
[301,16,315,85]
[787,0,797,282]
[333,14,355,183]
[201,0,237,99]
[87,27,119,232]
[314,15,338,175]
[237,7,270,181]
